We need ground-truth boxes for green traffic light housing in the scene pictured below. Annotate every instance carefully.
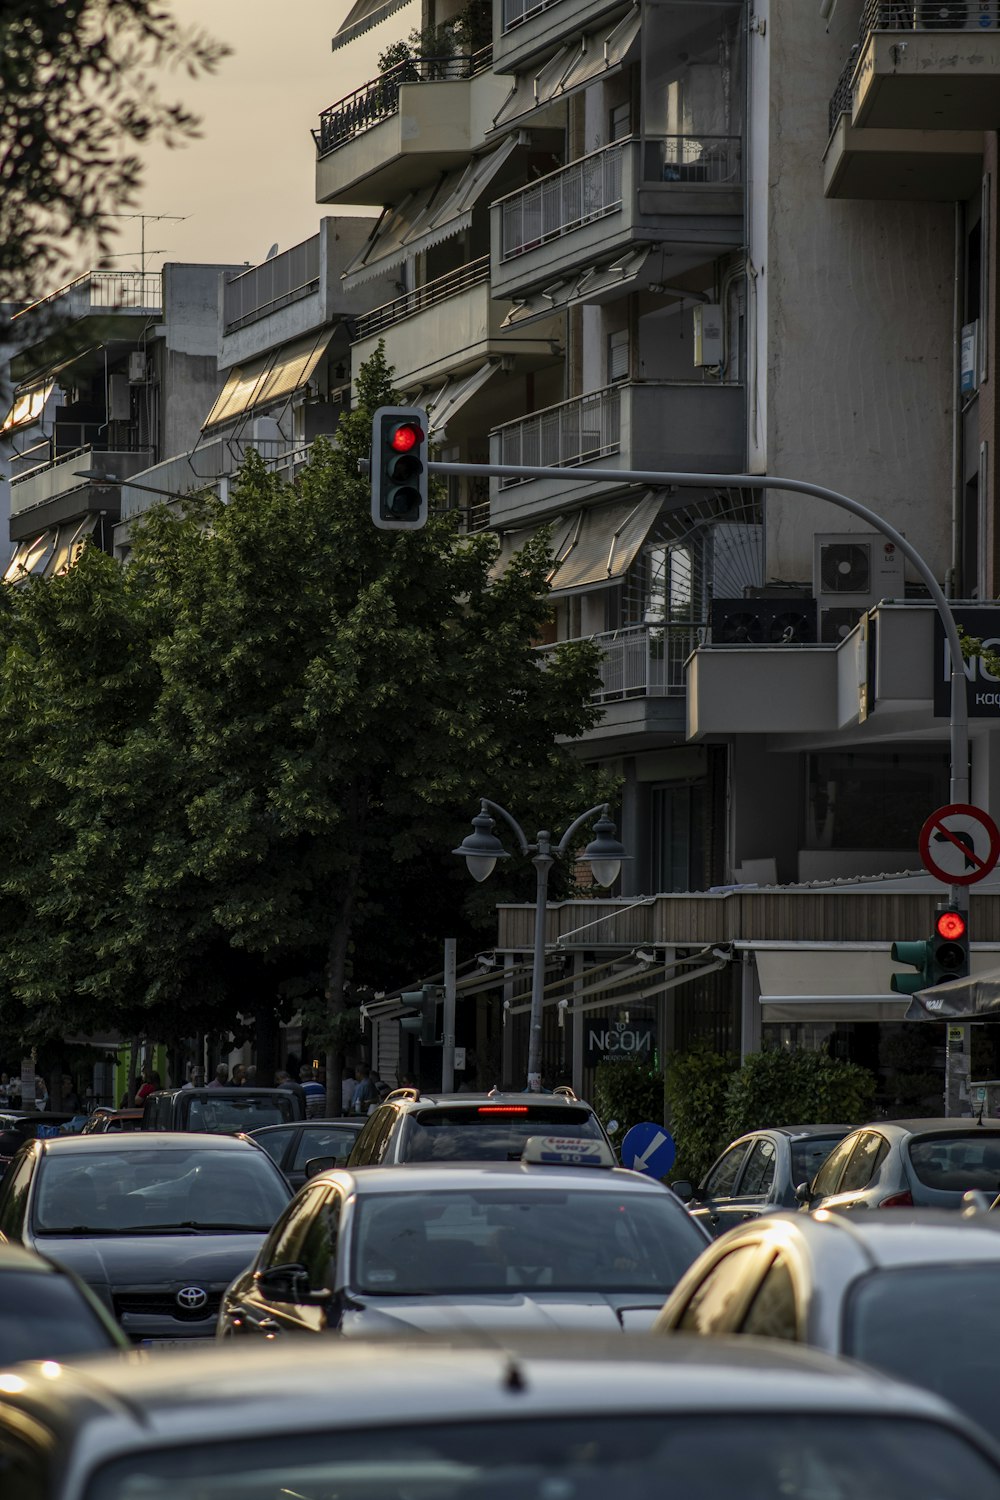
[399,985,442,1045]
[890,938,934,995]
[371,406,429,530]
[891,904,971,994]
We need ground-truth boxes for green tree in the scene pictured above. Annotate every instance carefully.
[593,1060,663,1154]
[664,1045,739,1183]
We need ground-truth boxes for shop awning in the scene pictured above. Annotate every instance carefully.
[1,380,53,436]
[502,248,652,329]
[332,0,416,50]
[492,491,662,596]
[905,965,1000,1021]
[491,7,641,132]
[755,943,1000,1024]
[202,329,333,432]
[412,361,499,437]
[344,138,522,289]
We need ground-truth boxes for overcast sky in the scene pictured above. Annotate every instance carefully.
[115,0,419,275]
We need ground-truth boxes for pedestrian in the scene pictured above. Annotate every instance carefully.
[62,1075,83,1111]
[244,1065,257,1086]
[371,1070,391,1102]
[299,1065,326,1119]
[341,1065,355,1114]
[0,1073,9,1106]
[276,1069,308,1110]
[351,1064,378,1117]
[182,1066,206,1091]
[34,1076,49,1111]
[230,1063,246,1087]
[206,1063,229,1090]
[135,1069,160,1103]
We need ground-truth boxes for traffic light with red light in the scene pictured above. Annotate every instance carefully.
[371,406,428,530]
[931,903,969,983]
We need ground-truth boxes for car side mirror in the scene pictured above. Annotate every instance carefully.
[671,1180,694,1203]
[254,1262,331,1306]
[304,1155,338,1180]
[794,1181,812,1205]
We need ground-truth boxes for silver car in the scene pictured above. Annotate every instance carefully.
[4,1333,1000,1500]
[797,1117,1000,1211]
[654,1209,1000,1442]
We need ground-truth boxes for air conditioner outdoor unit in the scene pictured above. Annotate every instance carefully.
[710,597,818,645]
[910,1,998,29]
[127,352,148,384]
[813,531,905,644]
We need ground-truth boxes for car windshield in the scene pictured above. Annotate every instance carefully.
[0,1269,116,1364]
[846,1264,1000,1440]
[290,1125,358,1171]
[185,1096,295,1133]
[790,1136,844,1184]
[351,1187,705,1295]
[85,1414,1000,1500]
[398,1106,604,1162]
[32,1149,288,1234]
[907,1133,1000,1192]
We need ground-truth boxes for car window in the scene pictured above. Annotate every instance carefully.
[347,1109,391,1166]
[677,1244,761,1333]
[298,1189,341,1290]
[838,1132,888,1194]
[291,1126,359,1172]
[739,1253,798,1341]
[810,1133,859,1197]
[0,1268,117,1364]
[908,1133,1000,1192]
[252,1127,296,1167]
[736,1139,775,1196]
[702,1143,749,1198]
[0,1151,34,1240]
[265,1184,331,1269]
[790,1135,846,1186]
[184,1095,295,1133]
[397,1105,604,1163]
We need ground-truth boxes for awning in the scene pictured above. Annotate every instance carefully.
[202,329,333,432]
[3,531,57,585]
[47,516,98,576]
[1,380,53,436]
[753,943,1000,1023]
[416,361,500,437]
[502,248,652,329]
[492,491,662,596]
[343,138,522,289]
[492,6,641,132]
[332,0,416,50]
[905,966,1000,1022]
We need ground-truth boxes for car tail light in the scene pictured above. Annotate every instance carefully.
[878,1190,914,1208]
[477,1105,530,1114]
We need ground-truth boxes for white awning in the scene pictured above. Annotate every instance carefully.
[202,329,333,432]
[492,7,641,132]
[47,516,98,577]
[492,491,663,596]
[419,361,500,437]
[1,380,53,436]
[754,943,1000,1023]
[343,138,522,290]
[332,0,416,50]
[502,248,652,329]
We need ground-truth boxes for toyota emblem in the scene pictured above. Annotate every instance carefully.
[176,1285,208,1310]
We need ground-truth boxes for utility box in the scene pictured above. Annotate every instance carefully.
[693,304,723,367]
[970,1080,1000,1119]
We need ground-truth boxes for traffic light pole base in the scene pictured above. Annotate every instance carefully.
[945,1024,972,1118]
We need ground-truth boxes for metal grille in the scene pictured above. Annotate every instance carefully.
[224,238,321,333]
[501,0,561,30]
[314,54,484,157]
[352,257,490,340]
[496,387,621,486]
[499,144,625,260]
[647,135,742,185]
[12,271,162,323]
[113,1291,221,1322]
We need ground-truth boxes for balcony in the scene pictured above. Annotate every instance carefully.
[537,621,693,749]
[9,446,154,540]
[351,256,563,389]
[493,0,632,75]
[11,272,163,383]
[490,381,745,527]
[492,137,742,303]
[314,51,507,205]
[223,237,320,334]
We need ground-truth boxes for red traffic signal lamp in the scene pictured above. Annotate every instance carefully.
[371,406,428,530]
[932,904,969,980]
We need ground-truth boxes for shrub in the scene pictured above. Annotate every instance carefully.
[723,1049,875,1140]
[593,1060,663,1153]
[664,1046,739,1184]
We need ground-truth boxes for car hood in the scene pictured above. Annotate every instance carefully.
[342,1292,664,1335]
[32,1233,265,1289]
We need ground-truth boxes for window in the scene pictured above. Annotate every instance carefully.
[677,1244,760,1333]
[737,1139,776,1197]
[838,1133,888,1194]
[651,782,705,894]
[253,1128,295,1167]
[703,1143,750,1198]
[810,1133,860,1199]
[609,101,630,141]
[0,1151,34,1240]
[805,750,949,852]
[291,1126,359,1172]
[740,1254,798,1341]
[297,1189,341,1290]
[347,1108,391,1165]
[607,328,629,384]
[265,1185,330,1270]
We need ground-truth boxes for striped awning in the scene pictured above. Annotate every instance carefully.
[332,0,416,50]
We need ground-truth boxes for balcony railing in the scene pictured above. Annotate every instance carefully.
[502,0,561,30]
[313,48,493,158]
[224,236,321,333]
[11,271,162,323]
[537,621,702,700]
[643,134,742,185]
[352,256,491,340]
[499,142,625,261]
[495,386,621,488]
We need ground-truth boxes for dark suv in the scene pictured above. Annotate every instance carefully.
[141,1088,304,1135]
[344,1089,611,1167]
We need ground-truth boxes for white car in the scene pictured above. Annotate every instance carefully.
[4,1333,1000,1500]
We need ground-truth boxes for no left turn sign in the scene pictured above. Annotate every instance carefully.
[919,803,1000,886]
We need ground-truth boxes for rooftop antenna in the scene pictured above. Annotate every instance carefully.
[101,213,188,274]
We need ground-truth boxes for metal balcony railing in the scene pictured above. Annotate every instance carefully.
[11,271,162,323]
[352,256,490,340]
[644,134,742,185]
[224,236,321,332]
[313,48,492,158]
[501,0,561,30]
[499,142,626,260]
[494,386,621,488]
[537,621,702,699]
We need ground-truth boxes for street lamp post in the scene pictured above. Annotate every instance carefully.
[454,799,627,1092]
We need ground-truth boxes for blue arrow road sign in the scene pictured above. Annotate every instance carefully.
[620,1121,676,1178]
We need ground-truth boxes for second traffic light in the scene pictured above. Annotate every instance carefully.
[371,405,428,530]
[399,985,442,1045]
[890,904,970,993]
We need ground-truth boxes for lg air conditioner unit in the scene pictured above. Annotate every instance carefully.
[127,352,148,384]
[813,531,904,644]
[911,1,998,28]
[710,597,817,645]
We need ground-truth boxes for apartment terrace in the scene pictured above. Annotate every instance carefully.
[223,237,320,334]
[493,0,631,73]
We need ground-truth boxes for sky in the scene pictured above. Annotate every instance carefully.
[115,0,419,275]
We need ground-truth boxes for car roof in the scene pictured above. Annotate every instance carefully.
[733,1209,1000,1271]
[36,1132,266,1154]
[329,1163,686,1195]
[0,1335,967,1457]
[250,1119,361,1136]
[741,1124,852,1141]
[384,1092,595,1109]
[148,1087,291,1100]
[868,1118,1000,1135]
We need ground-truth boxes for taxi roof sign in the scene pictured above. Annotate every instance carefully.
[521,1135,616,1168]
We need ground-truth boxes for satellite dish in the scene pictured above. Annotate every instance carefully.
[265,243,279,261]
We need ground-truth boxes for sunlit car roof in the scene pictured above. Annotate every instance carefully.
[33,1133,267,1153]
[732,1209,1000,1270]
[323,1162,672,1194]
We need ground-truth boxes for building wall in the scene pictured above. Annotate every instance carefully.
[161,263,243,461]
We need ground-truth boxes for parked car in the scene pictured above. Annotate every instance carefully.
[0,1241,127,1365]
[0,1111,75,1173]
[0,1133,291,1343]
[796,1117,1000,1212]
[654,1209,1000,1444]
[141,1086,304,1135]
[82,1108,144,1135]
[671,1125,852,1236]
[220,1137,709,1338]
[344,1087,611,1167]
[248,1119,364,1189]
[4,1332,1000,1500]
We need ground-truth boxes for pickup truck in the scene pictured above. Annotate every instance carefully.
[141,1087,304,1135]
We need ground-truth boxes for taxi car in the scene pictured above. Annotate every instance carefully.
[2,1334,1000,1500]
[219,1138,709,1337]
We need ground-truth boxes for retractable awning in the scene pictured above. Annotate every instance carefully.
[344,138,522,290]
[3,531,57,585]
[491,7,641,133]
[1,380,53,436]
[417,361,499,437]
[202,329,333,432]
[47,516,98,577]
[492,491,662,596]
[502,248,652,329]
[332,0,416,50]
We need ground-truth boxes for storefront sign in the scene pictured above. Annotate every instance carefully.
[933,608,1000,719]
[585,1017,656,1067]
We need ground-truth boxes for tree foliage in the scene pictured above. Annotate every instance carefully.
[593,1060,663,1154]
[664,1045,740,1183]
